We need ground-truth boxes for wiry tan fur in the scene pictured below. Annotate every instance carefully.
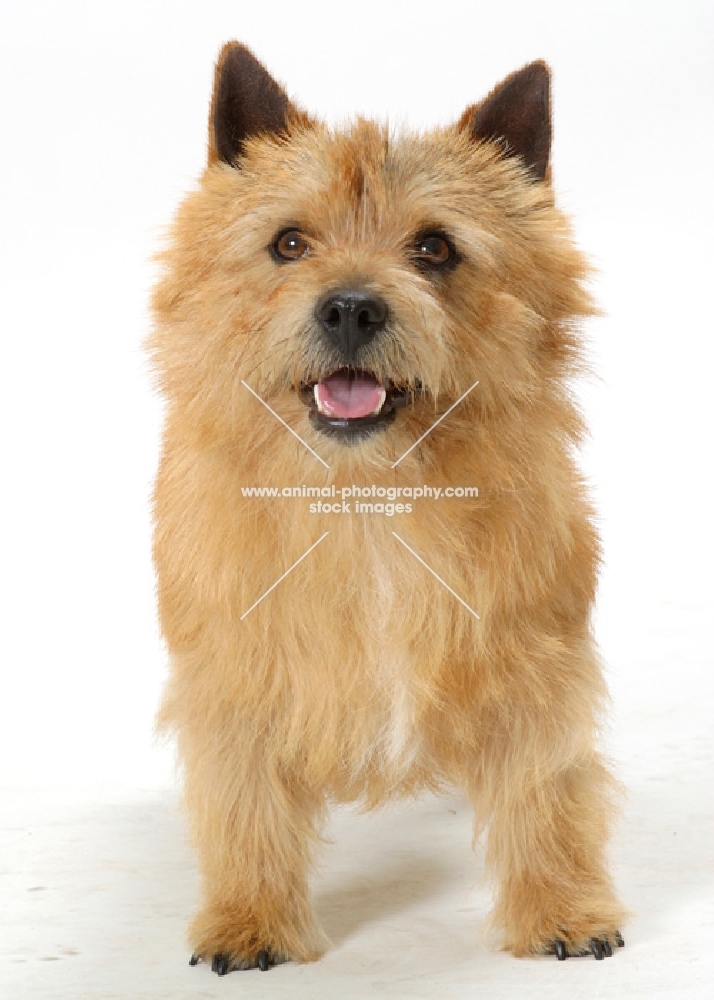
[149,43,626,972]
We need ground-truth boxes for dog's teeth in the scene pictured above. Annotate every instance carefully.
[371,388,387,415]
[313,383,330,416]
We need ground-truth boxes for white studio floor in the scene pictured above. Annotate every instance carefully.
[2,601,712,1000]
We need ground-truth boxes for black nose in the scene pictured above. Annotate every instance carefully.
[315,289,387,359]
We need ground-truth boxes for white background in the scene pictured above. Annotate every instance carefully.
[1,2,712,998]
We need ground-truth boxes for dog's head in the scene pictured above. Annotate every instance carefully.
[151,44,592,460]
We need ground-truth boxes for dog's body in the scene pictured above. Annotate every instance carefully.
[149,43,625,974]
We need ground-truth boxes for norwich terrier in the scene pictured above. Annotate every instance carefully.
[149,42,626,975]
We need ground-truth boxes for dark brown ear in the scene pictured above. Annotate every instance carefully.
[208,42,300,166]
[459,61,551,181]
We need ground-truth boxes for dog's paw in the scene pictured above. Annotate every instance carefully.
[550,930,625,961]
[189,947,287,975]
[187,897,327,975]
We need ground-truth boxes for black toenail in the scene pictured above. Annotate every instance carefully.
[212,953,231,976]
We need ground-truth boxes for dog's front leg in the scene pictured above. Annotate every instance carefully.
[182,738,328,975]
[475,734,627,960]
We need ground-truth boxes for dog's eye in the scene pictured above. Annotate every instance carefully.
[272,229,310,262]
[413,233,453,267]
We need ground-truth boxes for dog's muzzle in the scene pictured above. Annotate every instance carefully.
[297,288,419,440]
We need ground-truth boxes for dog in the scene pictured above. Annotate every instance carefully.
[149,41,626,975]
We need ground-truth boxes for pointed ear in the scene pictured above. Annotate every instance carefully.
[459,61,552,181]
[208,42,304,166]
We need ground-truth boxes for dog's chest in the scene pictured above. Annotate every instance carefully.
[364,552,423,775]
[373,646,421,773]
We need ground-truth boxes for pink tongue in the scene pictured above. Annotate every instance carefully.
[315,371,385,419]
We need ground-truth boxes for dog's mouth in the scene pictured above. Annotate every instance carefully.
[298,368,416,438]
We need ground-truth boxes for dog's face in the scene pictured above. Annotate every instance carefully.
[151,45,591,457]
